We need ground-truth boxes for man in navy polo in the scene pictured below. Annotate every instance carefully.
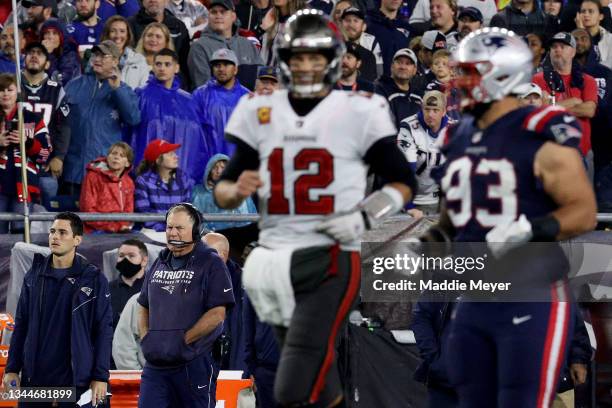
[137,203,235,408]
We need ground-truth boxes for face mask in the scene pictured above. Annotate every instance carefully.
[116,257,142,279]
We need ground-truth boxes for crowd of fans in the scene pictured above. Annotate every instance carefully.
[0,0,610,234]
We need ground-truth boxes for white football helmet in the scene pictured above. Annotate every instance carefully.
[451,27,534,109]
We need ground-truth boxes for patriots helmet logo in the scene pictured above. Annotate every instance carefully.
[482,36,508,50]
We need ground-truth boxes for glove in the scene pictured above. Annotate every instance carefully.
[315,210,368,243]
[485,214,533,258]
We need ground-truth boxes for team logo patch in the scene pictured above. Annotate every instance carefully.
[549,124,581,145]
[67,277,76,285]
[162,285,176,294]
[257,107,271,124]
[81,286,93,296]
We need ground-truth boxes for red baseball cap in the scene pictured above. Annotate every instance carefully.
[144,139,181,163]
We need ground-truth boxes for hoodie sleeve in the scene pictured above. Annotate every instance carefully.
[112,295,144,370]
[117,0,140,18]
[92,271,113,383]
[188,41,212,88]
[79,169,98,213]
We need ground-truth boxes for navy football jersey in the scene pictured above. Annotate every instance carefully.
[439,105,582,242]
[66,21,104,53]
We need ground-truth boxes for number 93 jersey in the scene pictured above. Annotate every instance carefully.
[438,105,582,242]
[225,90,397,250]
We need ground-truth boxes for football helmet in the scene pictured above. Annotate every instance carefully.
[274,9,345,97]
[451,28,533,108]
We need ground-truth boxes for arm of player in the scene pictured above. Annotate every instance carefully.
[533,141,597,240]
[214,137,262,209]
[184,306,226,345]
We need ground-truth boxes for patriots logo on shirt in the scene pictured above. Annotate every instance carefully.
[162,285,176,294]
[81,286,93,297]
[66,278,76,285]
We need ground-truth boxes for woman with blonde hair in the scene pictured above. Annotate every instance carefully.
[135,22,175,67]
[101,16,150,89]
[260,0,308,65]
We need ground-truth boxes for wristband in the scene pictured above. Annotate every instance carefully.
[529,215,560,241]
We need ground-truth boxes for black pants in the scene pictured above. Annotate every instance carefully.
[273,246,361,407]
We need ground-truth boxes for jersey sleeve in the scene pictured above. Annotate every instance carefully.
[397,121,418,163]
[360,95,397,156]
[204,255,235,310]
[522,105,582,148]
[224,95,258,149]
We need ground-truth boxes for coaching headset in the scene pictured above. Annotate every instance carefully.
[165,202,207,246]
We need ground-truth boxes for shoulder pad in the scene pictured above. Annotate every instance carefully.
[522,105,582,147]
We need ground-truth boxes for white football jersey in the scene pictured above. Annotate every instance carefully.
[225,90,397,250]
[397,113,446,205]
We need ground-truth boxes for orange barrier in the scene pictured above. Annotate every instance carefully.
[109,370,142,408]
[216,377,254,408]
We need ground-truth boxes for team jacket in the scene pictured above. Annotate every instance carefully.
[6,254,113,386]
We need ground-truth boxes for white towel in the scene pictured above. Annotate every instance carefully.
[242,247,295,327]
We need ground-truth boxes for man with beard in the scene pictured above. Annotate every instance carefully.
[193,48,249,157]
[333,43,375,92]
[21,42,71,207]
[110,239,148,330]
[456,7,483,42]
[375,48,423,128]
[340,7,383,80]
[0,25,24,74]
[533,32,598,157]
[20,0,57,45]
[66,0,105,57]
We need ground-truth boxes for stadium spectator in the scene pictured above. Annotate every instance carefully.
[260,0,308,66]
[235,0,272,40]
[254,65,279,95]
[375,48,423,128]
[100,15,151,89]
[20,0,56,45]
[109,239,148,329]
[456,6,483,42]
[129,48,213,180]
[3,212,112,408]
[366,0,411,76]
[113,293,146,370]
[135,22,175,67]
[333,42,375,92]
[166,0,209,36]
[21,42,71,206]
[518,82,545,106]
[192,154,258,231]
[532,32,598,156]
[409,0,495,26]
[61,40,140,197]
[489,0,558,37]
[576,0,612,69]
[340,6,383,79]
[98,0,140,24]
[0,73,50,234]
[425,49,460,119]
[526,32,547,70]
[135,140,194,232]
[412,0,459,43]
[398,90,450,215]
[0,25,24,74]
[130,48,210,181]
[331,0,352,25]
[572,27,612,100]
[40,19,81,85]
[190,0,264,90]
[79,142,135,233]
[66,0,104,58]
[129,0,191,87]
[543,0,564,17]
[202,232,246,371]
[137,203,234,407]
[417,30,446,79]
[193,48,250,157]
